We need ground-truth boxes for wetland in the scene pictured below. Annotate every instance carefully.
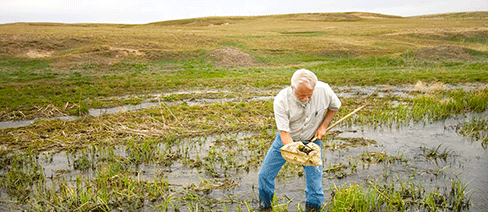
[1,11,487,211]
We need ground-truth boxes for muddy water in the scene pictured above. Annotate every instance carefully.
[30,113,488,211]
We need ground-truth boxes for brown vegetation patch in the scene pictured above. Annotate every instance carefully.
[208,47,259,67]
[150,17,247,27]
[283,13,361,22]
[385,28,488,43]
[415,11,488,19]
[348,12,402,19]
[413,45,476,62]
[109,47,145,57]
[0,34,92,57]
[414,81,447,93]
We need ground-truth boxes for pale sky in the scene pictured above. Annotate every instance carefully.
[1,0,487,24]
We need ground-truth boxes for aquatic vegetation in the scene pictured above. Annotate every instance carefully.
[327,177,471,212]
[0,120,481,211]
[360,151,408,165]
[410,88,488,121]
[324,137,378,151]
[0,89,486,211]
[337,87,488,132]
[420,144,453,162]
[457,118,488,148]
[0,150,43,202]
[324,163,350,179]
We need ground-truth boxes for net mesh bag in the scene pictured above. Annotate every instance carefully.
[280,142,322,166]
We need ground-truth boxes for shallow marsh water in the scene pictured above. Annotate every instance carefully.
[336,119,488,212]
[1,85,487,211]
[10,111,486,211]
[2,84,470,129]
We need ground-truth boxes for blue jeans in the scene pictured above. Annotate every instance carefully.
[258,133,324,209]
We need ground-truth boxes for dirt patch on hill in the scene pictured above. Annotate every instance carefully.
[208,47,259,67]
[413,45,477,62]
[26,49,54,58]
[109,47,145,58]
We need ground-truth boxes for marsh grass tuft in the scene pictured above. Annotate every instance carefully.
[327,176,471,212]
[0,150,43,202]
[420,144,453,162]
[457,118,488,148]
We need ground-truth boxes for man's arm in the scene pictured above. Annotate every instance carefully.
[314,110,337,140]
[280,131,294,146]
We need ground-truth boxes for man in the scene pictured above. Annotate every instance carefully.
[258,68,341,211]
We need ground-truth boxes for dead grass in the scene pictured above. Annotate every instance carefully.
[413,45,478,62]
[0,100,275,152]
[208,47,259,67]
[414,81,448,93]
[414,11,488,19]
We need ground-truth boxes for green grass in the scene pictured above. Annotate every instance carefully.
[457,118,488,148]
[327,177,471,212]
[337,88,488,129]
[0,57,50,73]
[1,55,487,121]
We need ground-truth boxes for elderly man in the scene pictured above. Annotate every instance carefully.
[258,69,341,211]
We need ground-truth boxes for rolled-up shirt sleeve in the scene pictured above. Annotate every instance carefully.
[274,96,290,132]
[326,85,341,111]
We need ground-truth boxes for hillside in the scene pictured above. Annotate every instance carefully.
[0,12,486,69]
[413,11,488,19]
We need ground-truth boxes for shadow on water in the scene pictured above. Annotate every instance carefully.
[9,113,485,211]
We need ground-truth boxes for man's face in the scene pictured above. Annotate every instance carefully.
[293,83,314,104]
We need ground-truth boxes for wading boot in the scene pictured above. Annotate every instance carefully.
[257,205,272,212]
[305,205,320,212]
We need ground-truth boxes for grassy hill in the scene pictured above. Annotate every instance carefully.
[1,12,486,68]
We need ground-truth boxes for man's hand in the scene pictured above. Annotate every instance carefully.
[314,109,337,141]
[314,125,327,141]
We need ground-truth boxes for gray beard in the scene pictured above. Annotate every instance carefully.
[293,95,309,107]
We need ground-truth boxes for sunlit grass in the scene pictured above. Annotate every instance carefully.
[1,57,487,121]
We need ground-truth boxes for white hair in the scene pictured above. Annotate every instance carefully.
[291,69,317,90]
